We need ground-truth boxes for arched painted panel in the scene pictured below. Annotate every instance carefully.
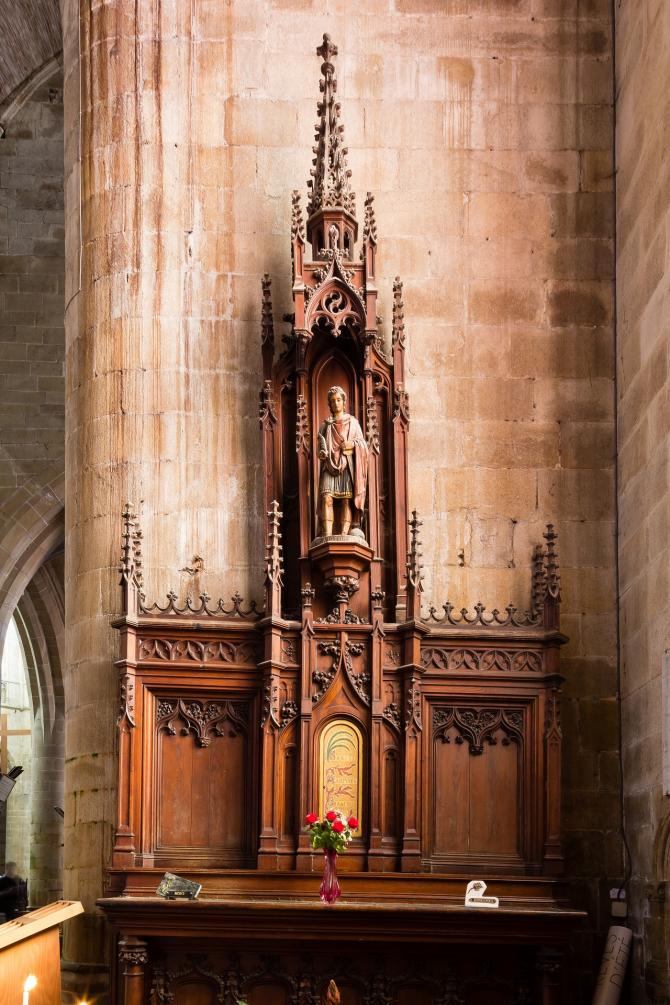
[318,719,363,831]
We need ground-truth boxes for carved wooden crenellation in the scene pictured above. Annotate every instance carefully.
[103,33,578,1005]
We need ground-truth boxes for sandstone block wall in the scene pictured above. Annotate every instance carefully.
[616,0,670,999]
[0,66,65,632]
[0,67,66,911]
[58,0,618,990]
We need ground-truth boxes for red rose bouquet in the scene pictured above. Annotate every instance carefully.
[305,810,360,903]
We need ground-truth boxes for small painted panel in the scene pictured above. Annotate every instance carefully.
[319,719,363,832]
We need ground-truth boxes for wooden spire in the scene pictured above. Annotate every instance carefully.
[307,34,355,219]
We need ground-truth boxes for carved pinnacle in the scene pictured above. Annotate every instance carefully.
[307,35,356,219]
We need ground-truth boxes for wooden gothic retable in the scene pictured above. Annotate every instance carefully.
[99,35,584,1005]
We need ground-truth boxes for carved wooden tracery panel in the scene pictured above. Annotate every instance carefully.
[433,705,524,756]
[153,696,254,867]
[156,698,248,747]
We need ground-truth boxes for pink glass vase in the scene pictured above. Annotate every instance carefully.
[319,848,341,904]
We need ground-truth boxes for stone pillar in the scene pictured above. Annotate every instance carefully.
[60,0,263,982]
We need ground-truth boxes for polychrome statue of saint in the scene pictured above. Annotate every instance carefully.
[317,385,368,538]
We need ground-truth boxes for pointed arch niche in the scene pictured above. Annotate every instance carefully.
[0,553,65,907]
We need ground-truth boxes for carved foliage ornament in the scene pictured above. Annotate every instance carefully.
[281,638,298,664]
[261,673,298,731]
[156,698,248,747]
[259,379,277,425]
[119,946,149,967]
[314,638,369,704]
[544,688,562,740]
[393,384,410,424]
[118,673,135,727]
[421,648,543,674]
[296,394,310,454]
[433,705,524,756]
[405,678,422,732]
[139,638,259,665]
[383,702,402,731]
[261,274,274,346]
[366,395,380,454]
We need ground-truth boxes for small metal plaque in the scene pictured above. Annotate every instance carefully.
[156,872,202,901]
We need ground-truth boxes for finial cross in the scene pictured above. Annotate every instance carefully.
[316,33,338,65]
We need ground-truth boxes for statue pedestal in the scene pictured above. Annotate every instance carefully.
[308,537,374,583]
[308,537,374,620]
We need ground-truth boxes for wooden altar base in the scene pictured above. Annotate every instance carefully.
[99,873,585,1005]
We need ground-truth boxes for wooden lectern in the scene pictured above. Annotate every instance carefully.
[0,902,83,1005]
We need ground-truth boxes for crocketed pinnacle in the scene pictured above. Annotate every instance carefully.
[307,34,356,219]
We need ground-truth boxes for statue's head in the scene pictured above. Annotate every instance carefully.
[327,385,347,415]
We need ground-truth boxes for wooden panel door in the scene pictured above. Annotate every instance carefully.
[152,696,253,867]
[427,703,526,869]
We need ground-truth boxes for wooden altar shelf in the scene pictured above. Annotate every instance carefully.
[104,869,572,907]
[99,890,584,946]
